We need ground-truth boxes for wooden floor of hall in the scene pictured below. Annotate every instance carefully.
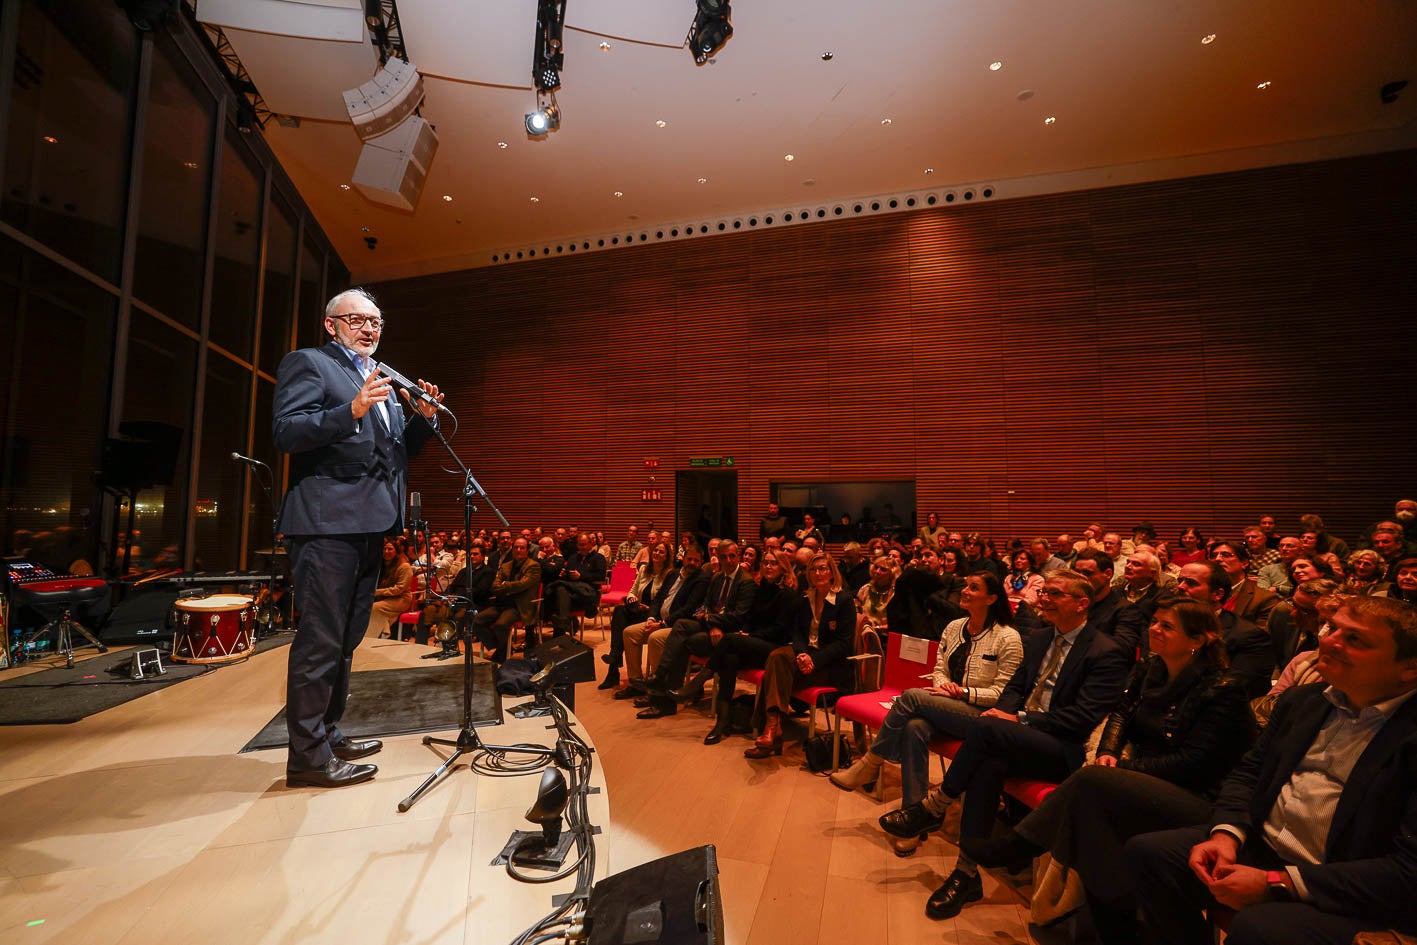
[0,628,1057,945]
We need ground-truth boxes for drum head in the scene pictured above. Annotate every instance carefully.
[174,594,253,611]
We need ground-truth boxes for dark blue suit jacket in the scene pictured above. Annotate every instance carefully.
[273,343,434,536]
[1214,683,1417,930]
[996,621,1130,751]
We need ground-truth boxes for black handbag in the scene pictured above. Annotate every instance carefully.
[803,733,853,774]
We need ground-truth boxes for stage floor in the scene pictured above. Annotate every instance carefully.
[0,631,1044,944]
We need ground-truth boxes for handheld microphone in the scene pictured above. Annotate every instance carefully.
[373,361,449,413]
[230,452,269,468]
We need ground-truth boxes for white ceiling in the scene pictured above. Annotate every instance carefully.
[207,0,1417,282]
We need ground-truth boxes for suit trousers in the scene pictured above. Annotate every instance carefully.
[472,606,522,663]
[653,618,714,689]
[621,621,663,681]
[938,716,1077,842]
[1124,826,1386,945]
[870,688,981,808]
[713,633,780,704]
[607,601,649,662]
[285,532,383,770]
[547,581,599,632]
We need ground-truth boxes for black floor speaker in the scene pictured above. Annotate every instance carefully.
[585,844,724,945]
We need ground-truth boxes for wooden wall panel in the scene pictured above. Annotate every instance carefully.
[373,148,1417,547]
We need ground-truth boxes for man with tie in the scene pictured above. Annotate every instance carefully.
[273,287,442,789]
[880,569,1130,919]
[637,540,755,718]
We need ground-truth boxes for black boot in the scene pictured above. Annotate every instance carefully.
[703,698,732,745]
[597,665,621,690]
[672,665,712,704]
[960,827,1044,873]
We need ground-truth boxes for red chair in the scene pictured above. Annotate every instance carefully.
[597,561,638,612]
[736,629,887,742]
[831,631,940,769]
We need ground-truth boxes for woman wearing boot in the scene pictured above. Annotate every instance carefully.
[959,596,1255,941]
[830,571,1021,855]
[600,539,675,690]
[745,552,855,759]
[705,551,799,744]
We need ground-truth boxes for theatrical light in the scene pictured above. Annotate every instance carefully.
[525,95,560,137]
[688,0,733,65]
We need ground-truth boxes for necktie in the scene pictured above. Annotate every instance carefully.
[1024,634,1066,713]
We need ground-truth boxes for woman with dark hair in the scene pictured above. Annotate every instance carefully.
[745,552,855,759]
[740,542,762,578]
[962,596,1255,942]
[1390,558,1417,604]
[370,540,414,639]
[600,539,676,690]
[918,512,946,550]
[1288,554,1337,585]
[704,551,800,745]
[1004,548,1044,612]
[1170,527,1207,567]
[832,572,1023,855]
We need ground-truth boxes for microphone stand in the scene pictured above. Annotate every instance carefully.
[399,406,550,814]
[233,454,284,638]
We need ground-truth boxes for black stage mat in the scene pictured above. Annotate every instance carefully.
[238,660,502,753]
[0,634,294,726]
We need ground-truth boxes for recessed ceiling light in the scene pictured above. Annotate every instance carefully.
[1257,80,1272,89]
[613,191,623,197]
[599,41,611,51]
[360,226,371,233]
[1044,115,1056,125]
[441,194,453,202]
[655,119,667,128]
[497,141,508,149]
[183,161,199,169]
[42,135,57,144]
[339,183,351,190]
[989,61,1003,71]
[880,118,892,125]
[784,153,794,162]
[821,52,833,61]
[697,177,708,184]
[924,168,934,174]
[1201,33,1217,45]
[530,196,540,202]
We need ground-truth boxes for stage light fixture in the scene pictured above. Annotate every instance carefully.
[524,93,560,137]
[688,0,733,65]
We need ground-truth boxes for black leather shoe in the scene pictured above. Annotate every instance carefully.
[925,869,983,919]
[600,653,614,665]
[286,757,377,789]
[597,670,621,690]
[331,738,382,761]
[611,684,644,701]
[632,696,652,708]
[703,727,728,745]
[961,828,1044,872]
[671,683,706,705]
[637,703,676,719]
[879,802,945,839]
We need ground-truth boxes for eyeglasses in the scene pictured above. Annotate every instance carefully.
[332,314,383,330]
[1039,588,1081,599]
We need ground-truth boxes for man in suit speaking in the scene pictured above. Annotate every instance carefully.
[273,287,442,789]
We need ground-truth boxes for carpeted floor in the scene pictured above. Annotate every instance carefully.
[0,634,294,725]
[238,659,502,753]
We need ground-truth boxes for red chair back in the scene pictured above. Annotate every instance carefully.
[882,632,939,692]
[606,561,637,593]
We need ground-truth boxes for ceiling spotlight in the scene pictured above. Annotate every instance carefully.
[784,153,794,162]
[497,141,508,149]
[525,93,561,137]
[1201,33,1217,44]
[924,167,934,174]
[532,0,566,90]
[688,0,733,65]
[442,194,453,202]
[880,118,892,125]
[697,177,708,184]
[989,61,1003,71]
[183,161,199,169]
[655,119,667,128]
[1044,115,1056,124]
[42,135,57,144]
[613,191,624,197]
[821,51,833,61]
[599,41,611,51]
[530,196,541,203]
[1257,80,1272,89]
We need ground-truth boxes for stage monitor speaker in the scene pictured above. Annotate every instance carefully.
[586,845,724,945]
[343,57,425,141]
[529,634,594,685]
[99,588,178,646]
[352,115,438,211]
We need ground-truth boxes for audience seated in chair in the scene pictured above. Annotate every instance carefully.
[961,596,1256,942]
[616,545,710,698]
[879,569,1129,920]
[832,571,1023,856]
[544,532,607,636]
[599,539,676,690]
[1126,595,1417,945]
[370,540,414,639]
[471,538,541,663]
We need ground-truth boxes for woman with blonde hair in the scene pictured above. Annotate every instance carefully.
[745,552,855,758]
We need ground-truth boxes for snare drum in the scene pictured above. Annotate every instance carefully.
[171,594,255,664]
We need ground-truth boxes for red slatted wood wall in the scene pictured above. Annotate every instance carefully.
[371,149,1417,548]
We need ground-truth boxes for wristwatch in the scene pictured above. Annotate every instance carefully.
[1265,870,1295,902]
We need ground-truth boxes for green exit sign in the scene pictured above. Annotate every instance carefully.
[689,456,735,468]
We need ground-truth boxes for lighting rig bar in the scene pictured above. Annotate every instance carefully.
[364,0,409,65]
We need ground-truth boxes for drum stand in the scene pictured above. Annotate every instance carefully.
[398,421,552,814]
[28,608,108,668]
